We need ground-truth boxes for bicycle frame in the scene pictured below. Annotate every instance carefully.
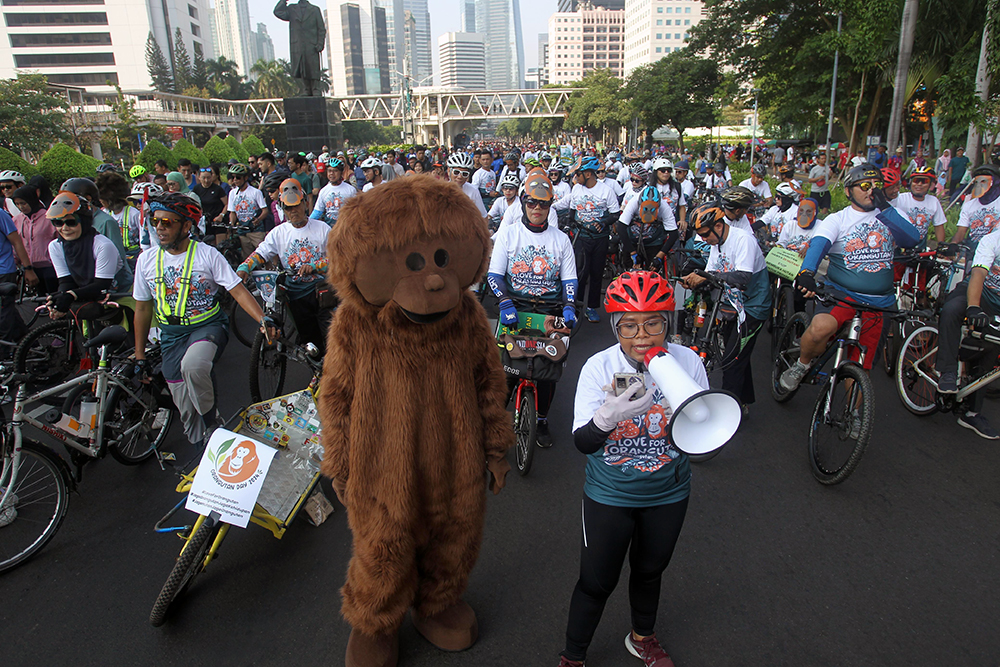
[905,328,1000,402]
[798,313,868,388]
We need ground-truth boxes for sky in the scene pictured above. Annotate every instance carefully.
[248,0,555,83]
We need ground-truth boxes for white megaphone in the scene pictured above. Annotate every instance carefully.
[643,347,742,456]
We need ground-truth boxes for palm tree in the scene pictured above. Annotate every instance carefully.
[206,56,246,100]
[250,59,298,99]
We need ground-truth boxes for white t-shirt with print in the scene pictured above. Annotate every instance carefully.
[489,220,577,300]
[227,185,267,224]
[893,192,946,240]
[553,181,621,236]
[776,214,817,253]
[133,242,241,320]
[313,181,359,225]
[760,204,797,240]
[706,225,767,275]
[738,178,772,201]
[680,179,695,201]
[488,196,515,228]
[956,197,1000,248]
[49,234,123,281]
[460,182,488,216]
[472,168,497,194]
[972,228,1000,310]
[600,177,624,198]
[251,219,330,291]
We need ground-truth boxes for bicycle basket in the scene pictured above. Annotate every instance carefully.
[499,333,568,382]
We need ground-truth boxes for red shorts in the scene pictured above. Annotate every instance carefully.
[893,260,928,293]
[815,297,884,370]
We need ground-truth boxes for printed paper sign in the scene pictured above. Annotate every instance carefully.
[185,428,278,528]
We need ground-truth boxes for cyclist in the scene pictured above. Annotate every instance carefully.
[652,158,687,234]
[719,186,756,234]
[559,270,701,667]
[289,153,319,207]
[881,166,902,206]
[617,184,677,271]
[760,182,801,242]
[133,192,270,446]
[703,162,728,193]
[778,163,804,196]
[11,184,56,293]
[780,164,921,391]
[550,163,572,203]
[487,172,520,233]
[894,165,946,247]
[360,156,385,192]
[487,168,577,446]
[3,170,30,219]
[934,226,1000,439]
[682,203,771,410]
[261,171,289,227]
[311,157,358,227]
[128,181,164,253]
[60,178,132,286]
[44,191,130,322]
[97,170,143,265]
[673,160,695,203]
[807,152,833,217]
[540,151,554,172]
[739,163,774,209]
[226,163,269,257]
[953,164,1000,252]
[129,164,149,183]
[552,156,621,323]
[473,148,499,209]
[597,164,625,200]
[499,151,527,184]
[192,165,230,243]
[1,199,36,344]
[622,164,648,206]
[447,153,488,216]
[237,179,331,352]
[776,196,819,256]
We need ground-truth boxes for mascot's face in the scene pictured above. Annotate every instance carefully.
[353,235,485,324]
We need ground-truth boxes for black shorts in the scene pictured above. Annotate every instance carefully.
[812,190,831,208]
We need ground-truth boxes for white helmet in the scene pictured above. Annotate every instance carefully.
[498,172,521,190]
[652,157,673,172]
[127,182,164,201]
[306,152,316,161]
[446,152,475,171]
[540,151,553,162]
[776,182,801,202]
[360,156,383,170]
[0,170,25,184]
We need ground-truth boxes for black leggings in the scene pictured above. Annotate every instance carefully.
[720,315,763,405]
[562,495,689,662]
[575,234,609,309]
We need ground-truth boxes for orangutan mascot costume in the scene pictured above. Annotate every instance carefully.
[319,175,513,667]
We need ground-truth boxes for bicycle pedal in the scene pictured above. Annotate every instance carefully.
[159,451,177,462]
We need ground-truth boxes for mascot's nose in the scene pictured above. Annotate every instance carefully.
[424,274,445,292]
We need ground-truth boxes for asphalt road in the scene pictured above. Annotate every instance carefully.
[3,303,999,667]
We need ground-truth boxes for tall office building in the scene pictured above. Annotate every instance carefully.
[326,0,391,95]
[375,0,405,92]
[214,0,254,77]
[402,0,432,86]
[547,1,623,85]
[558,0,624,11]
[253,23,274,64]
[438,32,485,89]
[624,0,704,76]
[537,33,549,86]
[475,0,524,89]
[0,0,214,90]
[459,0,476,32]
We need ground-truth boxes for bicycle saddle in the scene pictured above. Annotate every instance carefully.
[84,325,129,349]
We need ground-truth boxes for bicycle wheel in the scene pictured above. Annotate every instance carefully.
[770,286,795,357]
[249,330,287,403]
[513,385,537,476]
[227,296,259,348]
[105,380,174,465]
[895,325,940,416]
[771,312,809,403]
[0,441,70,573]
[808,363,874,485]
[13,318,84,390]
[150,516,219,626]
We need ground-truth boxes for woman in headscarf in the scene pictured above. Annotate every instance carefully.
[12,184,58,293]
[28,175,53,207]
[935,149,951,198]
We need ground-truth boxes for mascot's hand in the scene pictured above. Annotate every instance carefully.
[499,298,519,326]
[332,477,348,507]
[488,458,511,495]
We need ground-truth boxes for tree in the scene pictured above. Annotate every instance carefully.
[203,135,235,166]
[136,139,176,172]
[563,69,631,141]
[625,53,721,151]
[36,143,101,188]
[242,134,267,157]
[0,146,38,179]
[146,33,174,93]
[251,59,299,99]
[0,73,69,155]
[206,56,248,100]
[225,135,250,163]
[172,28,192,92]
[99,85,168,163]
[172,138,208,167]
[531,116,564,138]
[191,48,209,91]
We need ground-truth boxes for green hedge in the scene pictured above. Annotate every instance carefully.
[36,143,101,189]
[171,138,208,169]
[203,135,235,167]
[225,135,249,164]
[136,139,176,172]
[242,134,266,158]
[0,146,37,179]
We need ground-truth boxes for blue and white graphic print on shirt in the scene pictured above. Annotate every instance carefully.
[957,197,1000,249]
[314,182,358,226]
[553,182,619,236]
[229,187,264,225]
[158,264,217,317]
[713,253,747,323]
[506,245,562,297]
[894,192,945,240]
[838,219,894,273]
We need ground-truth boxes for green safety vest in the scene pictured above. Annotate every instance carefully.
[122,206,141,251]
[154,241,220,326]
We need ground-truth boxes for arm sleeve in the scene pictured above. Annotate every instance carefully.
[574,420,613,455]
[71,277,113,302]
[716,270,752,289]
[800,236,833,274]
[877,206,921,248]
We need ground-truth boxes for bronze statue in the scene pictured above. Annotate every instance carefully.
[274,0,326,96]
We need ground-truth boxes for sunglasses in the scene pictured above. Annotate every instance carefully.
[630,177,644,184]
[51,217,80,228]
[910,177,932,185]
[451,169,471,177]
[853,181,882,192]
[524,198,552,209]
[200,167,213,173]
[1,183,15,189]
[696,227,716,238]
[152,216,183,227]
[657,168,671,173]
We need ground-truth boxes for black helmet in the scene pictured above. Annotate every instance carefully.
[261,171,286,193]
[60,177,101,204]
[844,163,883,189]
[720,186,755,210]
[96,163,118,174]
[751,163,767,177]
[972,163,1000,180]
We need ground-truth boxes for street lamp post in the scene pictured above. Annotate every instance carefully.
[751,87,760,161]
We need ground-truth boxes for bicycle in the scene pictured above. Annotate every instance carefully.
[216,222,265,348]
[0,325,174,573]
[771,289,928,484]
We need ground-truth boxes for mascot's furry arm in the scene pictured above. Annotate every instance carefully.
[318,313,354,503]
[472,310,512,494]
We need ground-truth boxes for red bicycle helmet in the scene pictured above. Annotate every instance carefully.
[605,271,676,312]
[881,167,901,187]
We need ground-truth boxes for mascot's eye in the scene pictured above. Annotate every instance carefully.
[434,249,449,268]
[406,252,426,271]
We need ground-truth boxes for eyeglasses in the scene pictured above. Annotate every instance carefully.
[51,217,80,228]
[910,177,932,185]
[524,198,552,209]
[853,181,882,193]
[451,169,470,177]
[616,318,666,339]
[200,167,213,173]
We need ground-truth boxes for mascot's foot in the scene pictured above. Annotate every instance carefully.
[346,628,399,667]
[412,600,479,651]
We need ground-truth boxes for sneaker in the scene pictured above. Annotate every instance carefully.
[625,633,675,667]
[558,658,584,667]
[779,359,811,391]
[937,371,958,394]
[957,412,1000,440]
[537,419,553,448]
[586,308,600,323]
[848,409,862,440]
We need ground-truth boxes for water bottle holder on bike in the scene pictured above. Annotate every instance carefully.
[498,332,568,382]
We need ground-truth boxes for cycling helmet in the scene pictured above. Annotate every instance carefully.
[690,202,727,235]
[306,152,316,161]
[149,192,202,227]
[47,191,89,222]
[778,163,795,178]
[279,178,305,207]
[328,157,345,170]
[129,164,148,179]
[652,157,673,172]
[638,185,661,225]
[844,163,883,189]
[580,156,601,173]
[499,172,521,190]
[775,181,801,202]
[630,163,648,181]
[360,155,383,170]
[540,151,553,162]
[228,163,249,177]
[522,168,553,203]
[261,171,286,193]
[881,167,901,188]
[504,151,520,163]
[524,156,542,169]
[127,181,163,202]
[604,271,676,313]
[447,152,475,171]
[720,186,755,210]
[97,163,118,174]
[910,165,936,179]
[60,177,100,203]
[751,163,767,177]
[0,170,25,184]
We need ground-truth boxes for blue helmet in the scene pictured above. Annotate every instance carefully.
[638,185,661,225]
[580,156,602,173]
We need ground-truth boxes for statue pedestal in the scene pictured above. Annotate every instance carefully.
[284,97,341,153]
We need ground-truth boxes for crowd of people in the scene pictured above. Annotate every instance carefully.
[1,132,998,667]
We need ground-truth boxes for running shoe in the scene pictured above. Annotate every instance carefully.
[779,359,811,391]
[957,412,1000,440]
[937,371,958,394]
[586,308,600,323]
[537,419,553,448]
[625,633,676,667]
[557,657,584,667]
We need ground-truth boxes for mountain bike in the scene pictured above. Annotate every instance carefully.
[216,222,265,347]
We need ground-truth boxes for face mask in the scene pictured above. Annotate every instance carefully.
[797,204,817,229]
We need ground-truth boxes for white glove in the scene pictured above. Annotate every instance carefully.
[592,381,656,432]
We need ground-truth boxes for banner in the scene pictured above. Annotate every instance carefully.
[186,429,278,528]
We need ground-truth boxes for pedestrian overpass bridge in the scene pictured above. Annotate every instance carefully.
[55,86,582,146]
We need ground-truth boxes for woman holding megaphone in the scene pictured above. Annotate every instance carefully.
[557,271,740,667]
